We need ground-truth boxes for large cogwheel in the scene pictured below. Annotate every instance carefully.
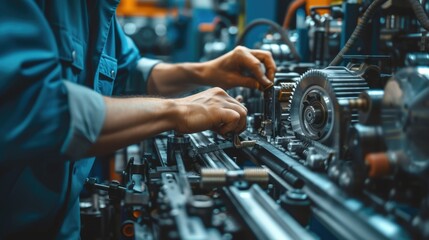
[289,66,369,146]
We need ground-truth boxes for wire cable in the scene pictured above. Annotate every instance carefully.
[236,18,301,61]
[407,0,429,31]
[329,0,386,66]
[282,0,307,29]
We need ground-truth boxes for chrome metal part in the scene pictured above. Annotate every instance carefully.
[200,168,269,188]
[382,67,429,175]
[233,134,257,148]
[289,67,369,147]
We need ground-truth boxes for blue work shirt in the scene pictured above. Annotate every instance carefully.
[0,0,159,238]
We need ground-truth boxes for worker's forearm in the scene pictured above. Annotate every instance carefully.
[147,62,212,96]
[146,46,276,97]
[87,96,180,156]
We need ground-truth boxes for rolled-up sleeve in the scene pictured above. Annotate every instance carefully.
[61,81,106,160]
[133,57,161,93]
[0,1,105,166]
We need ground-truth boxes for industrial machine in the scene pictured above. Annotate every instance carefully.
[81,0,429,239]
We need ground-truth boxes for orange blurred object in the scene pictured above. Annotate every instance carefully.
[109,156,122,181]
[283,0,307,29]
[198,22,215,33]
[132,209,143,219]
[306,0,332,15]
[365,152,391,178]
[121,222,135,238]
[116,0,178,17]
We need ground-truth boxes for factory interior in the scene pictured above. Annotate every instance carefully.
[1,0,429,239]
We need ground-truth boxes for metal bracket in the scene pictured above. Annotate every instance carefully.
[188,134,257,158]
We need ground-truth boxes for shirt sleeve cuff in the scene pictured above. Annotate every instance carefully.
[137,58,161,81]
[61,81,106,160]
[136,58,161,92]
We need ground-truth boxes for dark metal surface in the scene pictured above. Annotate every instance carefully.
[223,184,315,240]
[242,131,410,240]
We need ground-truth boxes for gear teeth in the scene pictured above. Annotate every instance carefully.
[287,67,369,145]
[276,81,296,132]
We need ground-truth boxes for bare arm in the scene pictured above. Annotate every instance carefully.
[87,47,274,157]
[147,46,276,96]
[87,97,179,155]
[87,87,246,156]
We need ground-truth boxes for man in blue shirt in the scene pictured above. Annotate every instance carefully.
[0,0,275,238]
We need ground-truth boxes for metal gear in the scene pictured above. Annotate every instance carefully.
[261,73,298,138]
[278,81,296,132]
[289,66,369,146]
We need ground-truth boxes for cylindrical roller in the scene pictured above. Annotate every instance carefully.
[348,123,386,166]
[200,168,227,188]
[358,90,384,125]
[200,168,269,188]
[365,152,391,178]
[243,168,270,183]
[348,98,368,111]
[365,151,417,178]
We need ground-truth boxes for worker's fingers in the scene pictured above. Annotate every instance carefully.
[231,76,261,90]
[235,47,274,89]
[224,94,248,113]
[221,101,247,133]
[249,49,277,81]
[241,52,271,85]
[222,95,247,133]
[214,109,241,136]
[175,87,248,134]
[207,87,247,113]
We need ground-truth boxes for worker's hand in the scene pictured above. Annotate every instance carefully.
[175,87,247,135]
[204,46,276,91]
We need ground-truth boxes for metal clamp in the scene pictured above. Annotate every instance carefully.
[233,134,257,149]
